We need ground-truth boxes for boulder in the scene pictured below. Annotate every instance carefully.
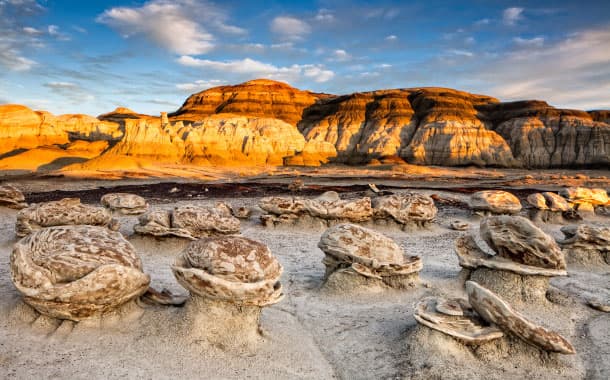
[134,204,240,239]
[16,198,117,237]
[0,184,27,209]
[414,296,503,344]
[560,187,609,206]
[469,190,522,215]
[10,225,150,321]
[480,216,566,270]
[101,193,148,215]
[558,224,610,266]
[466,281,576,354]
[172,236,283,349]
[372,192,437,225]
[319,223,422,289]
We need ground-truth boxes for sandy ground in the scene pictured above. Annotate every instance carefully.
[0,182,609,379]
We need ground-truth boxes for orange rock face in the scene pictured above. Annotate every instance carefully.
[170,79,330,126]
[1,80,609,171]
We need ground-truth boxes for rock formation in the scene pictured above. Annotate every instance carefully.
[170,79,329,125]
[456,216,567,304]
[558,224,610,266]
[469,190,522,215]
[101,193,149,215]
[0,184,27,209]
[3,80,610,171]
[318,223,422,291]
[259,191,373,228]
[559,187,609,215]
[16,198,118,237]
[371,192,437,226]
[413,296,504,344]
[11,225,150,321]
[134,204,240,239]
[466,281,575,354]
[172,236,283,348]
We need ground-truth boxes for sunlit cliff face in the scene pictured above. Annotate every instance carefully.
[0,79,608,177]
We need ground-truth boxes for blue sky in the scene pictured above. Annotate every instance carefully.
[1,0,609,115]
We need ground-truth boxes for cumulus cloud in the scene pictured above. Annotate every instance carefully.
[0,0,44,71]
[513,36,545,48]
[385,35,397,41]
[314,9,335,23]
[177,56,334,83]
[270,16,311,41]
[97,0,245,55]
[484,26,610,109]
[176,79,226,92]
[328,49,351,62]
[503,7,524,26]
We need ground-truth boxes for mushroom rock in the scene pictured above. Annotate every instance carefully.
[455,216,567,304]
[526,193,547,210]
[101,193,148,215]
[469,190,522,215]
[134,204,240,239]
[172,236,283,349]
[0,184,27,209]
[543,192,571,211]
[10,225,150,321]
[560,187,609,215]
[527,191,573,223]
[480,216,566,269]
[558,224,610,266]
[318,223,422,291]
[372,192,437,228]
[259,192,373,228]
[16,198,118,237]
[413,296,503,344]
[466,281,576,354]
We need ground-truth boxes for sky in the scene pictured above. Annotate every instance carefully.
[1,0,609,116]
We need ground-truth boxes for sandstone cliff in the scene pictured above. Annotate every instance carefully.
[2,80,609,171]
[170,79,331,125]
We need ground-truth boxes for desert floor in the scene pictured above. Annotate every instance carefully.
[0,170,608,379]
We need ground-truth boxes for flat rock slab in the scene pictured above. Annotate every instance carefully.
[466,281,576,354]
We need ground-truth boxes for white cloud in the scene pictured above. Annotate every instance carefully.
[503,7,524,26]
[314,9,335,23]
[44,81,95,103]
[177,56,334,83]
[0,46,36,70]
[447,49,474,57]
[483,26,610,109]
[328,49,351,62]
[513,36,544,47]
[385,35,397,41]
[97,0,245,55]
[270,16,311,41]
[22,26,42,35]
[176,79,225,92]
[475,18,490,26]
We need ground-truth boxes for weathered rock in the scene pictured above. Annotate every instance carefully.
[560,187,609,206]
[469,190,522,215]
[101,193,148,215]
[259,192,373,226]
[172,236,283,306]
[449,220,469,231]
[558,224,610,266]
[319,223,422,289]
[16,198,118,237]
[542,192,571,211]
[526,193,547,210]
[372,192,437,225]
[480,216,566,270]
[0,184,27,209]
[414,296,503,344]
[172,236,283,349]
[134,204,240,239]
[466,281,576,354]
[455,234,567,276]
[10,225,150,321]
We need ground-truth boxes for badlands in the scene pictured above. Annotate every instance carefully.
[0,79,608,379]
